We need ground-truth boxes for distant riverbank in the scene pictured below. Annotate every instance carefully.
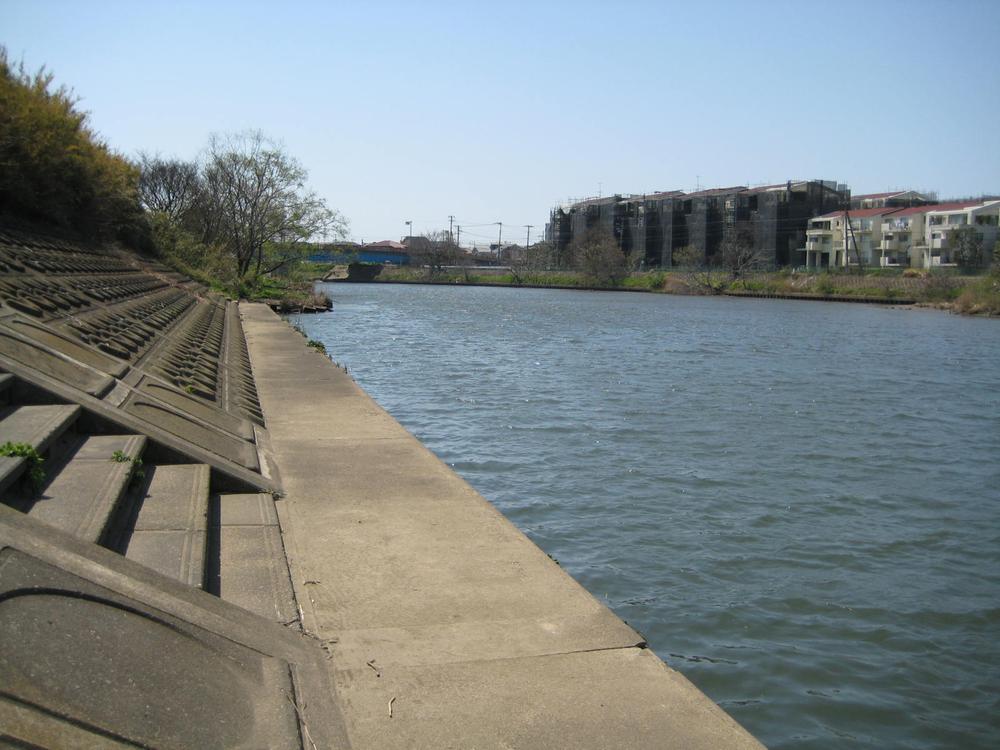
[343,265,1000,316]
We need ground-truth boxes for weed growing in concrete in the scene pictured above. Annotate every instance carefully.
[110,450,145,483]
[0,441,45,489]
[307,339,327,354]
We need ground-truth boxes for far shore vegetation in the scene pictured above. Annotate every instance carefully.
[1,46,997,316]
[342,263,1000,316]
[347,226,1000,316]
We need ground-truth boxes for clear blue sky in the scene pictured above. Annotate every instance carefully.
[3,0,999,246]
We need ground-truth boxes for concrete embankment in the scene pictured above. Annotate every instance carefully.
[240,302,765,749]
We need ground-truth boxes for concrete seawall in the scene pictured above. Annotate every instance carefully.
[240,302,765,748]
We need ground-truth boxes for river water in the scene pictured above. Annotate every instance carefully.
[290,283,1000,749]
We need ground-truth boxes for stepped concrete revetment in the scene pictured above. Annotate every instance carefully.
[0,225,764,747]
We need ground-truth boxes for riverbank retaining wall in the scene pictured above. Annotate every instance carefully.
[0,225,764,748]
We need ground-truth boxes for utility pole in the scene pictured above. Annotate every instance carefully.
[456,225,461,249]
[448,215,455,243]
[523,224,533,253]
[844,208,864,274]
[496,221,503,263]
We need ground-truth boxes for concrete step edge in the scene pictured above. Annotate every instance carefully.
[0,403,81,455]
[210,492,297,622]
[28,433,147,544]
[124,463,211,589]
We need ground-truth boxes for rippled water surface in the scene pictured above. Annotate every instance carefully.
[291,284,1000,749]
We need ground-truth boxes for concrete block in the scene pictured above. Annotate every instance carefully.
[123,398,259,470]
[0,403,80,453]
[0,505,348,750]
[124,464,210,588]
[216,521,298,623]
[0,330,114,396]
[27,433,146,543]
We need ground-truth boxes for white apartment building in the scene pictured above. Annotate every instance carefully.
[806,199,999,269]
[805,207,900,269]
[881,200,1000,268]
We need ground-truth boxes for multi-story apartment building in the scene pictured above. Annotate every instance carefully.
[850,190,932,210]
[882,200,1000,268]
[806,199,1000,269]
[547,180,848,269]
[805,207,902,268]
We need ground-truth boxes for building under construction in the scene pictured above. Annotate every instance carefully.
[547,180,849,268]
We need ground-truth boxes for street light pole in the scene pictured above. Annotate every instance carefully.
[405,220,412,242]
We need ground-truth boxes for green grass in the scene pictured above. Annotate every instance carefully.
[622,271,667,290]
[953,275,1000,315]
[0,441,45,489]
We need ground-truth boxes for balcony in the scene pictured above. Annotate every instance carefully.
[882,220,912,231]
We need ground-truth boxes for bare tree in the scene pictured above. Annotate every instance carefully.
[408,230,462,276]
[197,131,347,280]
[508,241,556,284]
[137,154,200,221]
[571,228,628,286]
[720,227,768,280]
[673,244,726,293]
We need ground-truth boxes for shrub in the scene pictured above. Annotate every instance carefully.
[0,48,141,238]
[0,441,45,489]
[953,276,1000,316]
[815,275,835,295]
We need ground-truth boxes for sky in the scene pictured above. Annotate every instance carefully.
[2,0,999,247]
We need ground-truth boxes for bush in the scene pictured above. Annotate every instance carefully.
[922,272,961,302]
[0,48,141,238]
[0,441,45,489]
[953,276,1000,315]
[572,229,628,286]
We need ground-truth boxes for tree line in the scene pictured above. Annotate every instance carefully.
[137,132,347,287]
[0,47,346,293]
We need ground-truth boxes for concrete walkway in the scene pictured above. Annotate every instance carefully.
[240,303,764,749]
